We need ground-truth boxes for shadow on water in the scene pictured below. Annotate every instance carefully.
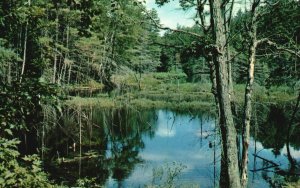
[38,104,300,187]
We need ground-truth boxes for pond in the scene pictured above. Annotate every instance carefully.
[41,106,300,187]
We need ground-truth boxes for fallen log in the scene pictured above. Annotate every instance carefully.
[253,154,279,166]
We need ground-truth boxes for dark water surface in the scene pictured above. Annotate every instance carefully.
[43,107,300,187]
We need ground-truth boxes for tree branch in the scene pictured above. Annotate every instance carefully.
[256,39,300,58]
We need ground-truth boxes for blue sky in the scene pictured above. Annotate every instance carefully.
[144,0,248,31]
[144,0,196,29]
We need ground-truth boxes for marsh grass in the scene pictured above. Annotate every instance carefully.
[66,73,298,111]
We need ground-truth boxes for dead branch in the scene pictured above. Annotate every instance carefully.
[253,154,279,166]
[256,39,300,58]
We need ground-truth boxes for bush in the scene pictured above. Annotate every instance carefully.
[0,138,55,188]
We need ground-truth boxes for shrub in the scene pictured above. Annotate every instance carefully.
[0,138,55,188]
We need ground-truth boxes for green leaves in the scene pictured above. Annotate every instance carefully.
[0,138,54,188]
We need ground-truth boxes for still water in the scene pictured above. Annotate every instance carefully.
[43,107,300,187]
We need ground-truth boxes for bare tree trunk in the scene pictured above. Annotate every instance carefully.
[58,58,65,84]
[212,1,241,187]
[68,64,72,84]
[20,20,28,83]
[241,22,257,188]
[7,61,11,84]
[241,2,259,186]
[53,11,59,83]
[63,24,70,84]
[67,23,72,84]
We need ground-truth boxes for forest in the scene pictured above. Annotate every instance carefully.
[0,0,300,187]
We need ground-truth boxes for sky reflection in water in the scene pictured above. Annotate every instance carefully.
[108,109,300,188]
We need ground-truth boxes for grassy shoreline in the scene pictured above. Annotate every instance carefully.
[65,73,298,111]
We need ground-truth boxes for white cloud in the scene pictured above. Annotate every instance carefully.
[281,145,300,159]
[156,125,176,137]
[140,153,170,161]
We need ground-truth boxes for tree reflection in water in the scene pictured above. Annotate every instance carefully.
[252,104,300,187]
[40,104,300,187]
[42,107,156,186]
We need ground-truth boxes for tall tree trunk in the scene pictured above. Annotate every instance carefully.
[212,1,241,187]
[53,11,59,83]
[241,2,259,186]
[67,24,72,84]
[225,0,236,115]
[241,19,257,188]
[20,0,31,83]
[20,21,28,83]
[64,24,70,84]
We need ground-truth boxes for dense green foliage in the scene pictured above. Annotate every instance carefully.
[0,0,161,186]
[0,139,53,188]
[0,0,299,187]
[158,1,299,86]
[230,1,300,86]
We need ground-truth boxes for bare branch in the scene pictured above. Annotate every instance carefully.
[256,39,300,58]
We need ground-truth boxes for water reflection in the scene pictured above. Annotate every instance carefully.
[41,105,300,187]
[249,104,300,187]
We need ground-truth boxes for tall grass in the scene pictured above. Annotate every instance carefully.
[66,73,298,111]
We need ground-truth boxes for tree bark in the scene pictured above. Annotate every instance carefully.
[211,1,241,187]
